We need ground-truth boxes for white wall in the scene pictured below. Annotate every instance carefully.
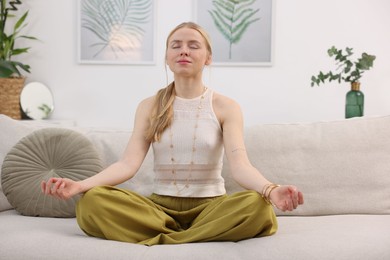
[15,0,390,128]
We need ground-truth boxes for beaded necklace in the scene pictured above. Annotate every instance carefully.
[168,87,207,195]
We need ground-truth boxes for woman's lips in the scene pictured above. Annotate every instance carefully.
[177,59,191,64]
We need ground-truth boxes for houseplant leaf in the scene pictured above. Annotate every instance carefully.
[0,2,38,78]
[311,46,376,86]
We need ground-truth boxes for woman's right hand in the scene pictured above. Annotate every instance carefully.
[41,178,83,200]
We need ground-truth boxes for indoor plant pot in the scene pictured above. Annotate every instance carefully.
[0,0,37,119]
[0,77,24,119]
[311,46,376,119]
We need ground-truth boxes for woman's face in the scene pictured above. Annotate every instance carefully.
[166,27,211,77]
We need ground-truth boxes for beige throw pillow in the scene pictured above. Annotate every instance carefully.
[1,128,103,217]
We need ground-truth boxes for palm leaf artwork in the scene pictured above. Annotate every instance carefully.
[208,0,260,59]
[81,0,153,59]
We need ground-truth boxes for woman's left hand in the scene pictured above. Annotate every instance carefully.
[269,185,304,212]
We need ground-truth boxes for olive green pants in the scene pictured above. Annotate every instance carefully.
[76,186,277,245]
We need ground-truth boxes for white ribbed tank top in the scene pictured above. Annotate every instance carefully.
[152,89,226,197]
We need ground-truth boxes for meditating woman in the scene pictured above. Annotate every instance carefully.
[41,22,304,245]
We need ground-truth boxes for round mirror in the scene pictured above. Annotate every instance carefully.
[20,82,54,120]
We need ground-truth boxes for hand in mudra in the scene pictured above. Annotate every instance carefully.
[270,185,304,212]
[41,178,82,200]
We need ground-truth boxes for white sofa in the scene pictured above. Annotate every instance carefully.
[1,114,390,260]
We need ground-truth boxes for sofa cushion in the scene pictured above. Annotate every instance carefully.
[0,115,37,211]
[238,116,390,216]
[2,115,390,217]
[1,128,103,217]
[1,209,389,260]
[0,192,11,212]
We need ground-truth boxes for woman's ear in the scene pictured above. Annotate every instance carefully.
[205,54,212,65]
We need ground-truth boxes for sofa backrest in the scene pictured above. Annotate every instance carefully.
[237,116,390,216]
[1,115,390,216]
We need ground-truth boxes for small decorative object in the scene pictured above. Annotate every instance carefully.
[346,82,364,118]
[0,0,38,119]
[311,46,376,118]
[20,82,54,119]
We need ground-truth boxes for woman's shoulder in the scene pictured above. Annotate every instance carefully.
[138,94,156,109]
[133,95,156,121]
[211,90,242,125]
[212,90,241,110]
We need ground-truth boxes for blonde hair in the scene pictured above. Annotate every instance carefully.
[145,22,212,143]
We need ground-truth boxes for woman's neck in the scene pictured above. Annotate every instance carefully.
[173,78,205,99]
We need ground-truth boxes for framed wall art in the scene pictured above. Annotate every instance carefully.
[193,0,274,66]
[78,0,156,65]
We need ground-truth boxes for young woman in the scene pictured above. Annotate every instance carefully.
[41,22,304,245]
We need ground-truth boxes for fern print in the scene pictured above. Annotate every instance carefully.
[208,0,260,59]
[81,0,153,60]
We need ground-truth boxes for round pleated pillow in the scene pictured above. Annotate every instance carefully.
[1,128,103,217]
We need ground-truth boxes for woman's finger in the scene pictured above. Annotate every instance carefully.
[298,191,304,204]
[288,186,299,209]
[43,178,60,195]
[51,178,64,195]
[41,180,46,193]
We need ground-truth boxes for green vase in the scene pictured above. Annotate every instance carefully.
[345,82,364,118]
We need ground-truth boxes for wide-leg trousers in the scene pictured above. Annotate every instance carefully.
[76,186,278,245]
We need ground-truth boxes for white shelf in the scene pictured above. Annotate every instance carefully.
[20,119,76,127]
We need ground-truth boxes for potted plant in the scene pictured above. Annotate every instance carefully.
[0,0,38,119]
[311,46,376,118]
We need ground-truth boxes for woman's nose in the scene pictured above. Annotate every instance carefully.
[180,46,189,56]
